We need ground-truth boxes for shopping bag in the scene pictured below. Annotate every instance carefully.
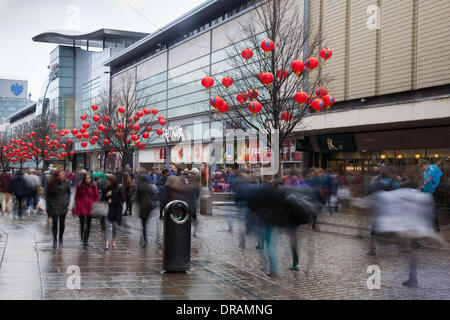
[90,202,109,218]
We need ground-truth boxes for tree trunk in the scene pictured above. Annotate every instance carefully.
[103,151,108,171]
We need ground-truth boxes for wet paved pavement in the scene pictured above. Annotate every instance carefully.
[0,205,449,300]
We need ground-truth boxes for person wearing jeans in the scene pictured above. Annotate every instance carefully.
[101,175,124,250]
[73,173,99,249]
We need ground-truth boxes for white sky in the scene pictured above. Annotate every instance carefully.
[0,0,206,99]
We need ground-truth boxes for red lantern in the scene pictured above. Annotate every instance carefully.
[247,89,259,100]
[91,104,98,111]
[160,119,167,126]
[82,132,89,139]
[261,38,275,54]
[143,132,149,139]
[218,101,229,113]
[320,48,333,60]
[277,69,288,79]
[93,115,100,122]
[93,135,99,141]
[117,123,124,130]
[81,142,87,148]
[248,101,262,116]
[315,87,328,97]
[281,111,293,122]
[67,139,73,144]
[50,123,55,128]
[80,114,87,121]
[103,115,110,123]
[201,76,214,90]
[103,139,110,145]
[26,133,31,138]
[31,132,36,136]
[133,124,141,131]
[294,91,308,106]
[80,127,86,133]
[125,138,130,144]
[82,122,90,129]
[143,108,149,115]
[45,136,49,140]
[306,57,319,70]
[89,139,96,145]
[210,96,224,111]
[311,99,325,112]
[291,60,305,77]
[98,124,105,132]
[323,95,335,108]
[77,133,82,139]
[131,135,139,141]
[241,48,253,61]
[146,126,152,132]
[156,129,163,136]
[151,108,158,114]
[118,106,125,113]
[70,151,75,156]
[222,76,233,89]
[236,93,248,104]
[261,72,274,87]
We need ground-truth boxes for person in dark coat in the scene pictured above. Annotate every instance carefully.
[157,169,169,219]
[134,174,158,248]
[101,175,125,250]
[10,171,29,219]
[122,172,134,216]
[73,173,99,248]
[45,171,71,248]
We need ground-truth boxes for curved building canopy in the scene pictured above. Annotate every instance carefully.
[33,29,148,49]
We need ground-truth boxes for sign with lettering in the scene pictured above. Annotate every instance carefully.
[316,133,356,153]
[49,63,59,81]
[163,126,184,142]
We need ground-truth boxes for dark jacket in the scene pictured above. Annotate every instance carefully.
[10,175,28,198]
[46,180,71,216]
[0,173,13,193]
[135,181,157,220]
[101,185,125,224]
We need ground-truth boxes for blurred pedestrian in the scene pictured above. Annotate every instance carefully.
[102,175,125,250]
[46,171,71,248]
[135,174,158,248]
[0,170,13,215]
[122,172,134,216]
[10,171,28,219]
[73,173,99,249]
[24,169,41,215]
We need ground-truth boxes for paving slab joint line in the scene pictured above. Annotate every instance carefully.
[0,228,8,268]
[34,234,46,300]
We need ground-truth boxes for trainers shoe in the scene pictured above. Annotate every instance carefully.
[289,265,300,271]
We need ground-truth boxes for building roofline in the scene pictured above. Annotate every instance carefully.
[104,0,250,68]
[33,28,148,48]
[5,102,36,124]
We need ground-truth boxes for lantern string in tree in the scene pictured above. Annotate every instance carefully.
[222,76,233,90]
[306,57,319,72]
[241,48,253,63]
[201,76,214,90]
[319,47,333,66]
[291,60,305,81]
[248,101,262,116]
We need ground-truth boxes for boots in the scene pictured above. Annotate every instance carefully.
[53,238,57,249]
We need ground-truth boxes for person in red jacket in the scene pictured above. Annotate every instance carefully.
[73,173,99,249]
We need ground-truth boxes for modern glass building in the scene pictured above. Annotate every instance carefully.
[32,29,149,170]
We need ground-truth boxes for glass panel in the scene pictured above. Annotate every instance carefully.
[168,55,210,79]
[136,71,167,90]
[167,103,208,118]
[168,66,209,89]
[167,90,209,109]
[168,81,202,99]
[59,57,75,67]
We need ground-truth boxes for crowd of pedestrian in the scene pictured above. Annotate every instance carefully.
[0,159,444,287]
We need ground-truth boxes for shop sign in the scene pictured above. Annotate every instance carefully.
[316,133,356,153]
[163,126,183,142]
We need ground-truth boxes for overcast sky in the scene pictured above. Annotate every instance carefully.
[0,0,206,99]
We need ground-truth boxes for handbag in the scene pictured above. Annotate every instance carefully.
[90,201,109,218]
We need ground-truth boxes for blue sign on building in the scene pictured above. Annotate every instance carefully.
[10,83,24,96]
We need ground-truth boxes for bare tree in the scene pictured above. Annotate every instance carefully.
[210,0,329,164]
[83,74,164,170]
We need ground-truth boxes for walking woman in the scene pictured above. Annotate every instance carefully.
[73,173,99,249]
[135,174,157,248]
[45,171,71,248]
[101,175,125,250]
[122,172,133,216]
